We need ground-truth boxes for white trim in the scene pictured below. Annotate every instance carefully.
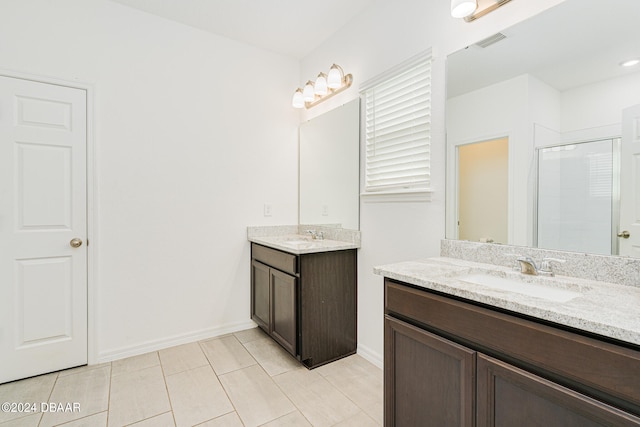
[560,123,621,145]
[359,48,434,91]
[0,68,98,366]
[360,189,432,203]
[356,343,383,369]
[97,320,258,363]
[86,84,99,366]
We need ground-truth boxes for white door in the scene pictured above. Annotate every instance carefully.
[619,104,640,257]
[0,75,87,383]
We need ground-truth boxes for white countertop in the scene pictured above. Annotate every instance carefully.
[249,234,360,255]
[375,257,640,347]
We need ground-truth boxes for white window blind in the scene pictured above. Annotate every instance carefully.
[361,50,432,194]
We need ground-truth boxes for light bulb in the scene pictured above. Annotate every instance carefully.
[315,73,328,96]
[327,65,344,89]
[292,89,304,108]
[302,81,315,102]
[451,0,477,18]
[620,58,640,67]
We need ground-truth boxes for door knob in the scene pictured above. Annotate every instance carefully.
[617,230,631,239]
[69,238,83,248]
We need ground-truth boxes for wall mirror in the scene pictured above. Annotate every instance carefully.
[299,99,360,230]
[446,0,640,258]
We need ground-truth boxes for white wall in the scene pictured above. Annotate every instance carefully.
[447,73,564,252]
[528,75,563,243]
[561,72,640,133]
[0,0,300,361]
[299,0,566,365]
[0,0,572,367]
[447,75,531,246]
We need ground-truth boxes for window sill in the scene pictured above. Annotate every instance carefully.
[360,189,432,203]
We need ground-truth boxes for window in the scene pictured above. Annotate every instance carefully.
[361,49,432,201]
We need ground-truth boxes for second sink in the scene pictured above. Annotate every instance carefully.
[456,273,583,302]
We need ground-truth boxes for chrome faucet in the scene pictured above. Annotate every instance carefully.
[538,257,566,277]
[516,256,566,276]
[306,229,324,240]
[516,257,538,275]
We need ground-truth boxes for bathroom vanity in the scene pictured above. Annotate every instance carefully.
[248,227,359,368]
[376,255,640,426]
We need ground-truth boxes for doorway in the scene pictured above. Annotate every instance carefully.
[457,137,509,244]
[619,104,640,257]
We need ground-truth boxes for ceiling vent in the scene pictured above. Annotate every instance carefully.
[475,32,507,48]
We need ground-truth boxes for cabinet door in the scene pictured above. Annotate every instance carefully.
[477,354,640,427]
[385,316,476,427]
[271,268,297,356]
[251,260,270,332]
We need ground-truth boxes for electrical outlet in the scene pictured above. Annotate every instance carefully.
[264,203,272,217]
[322,204,329,216]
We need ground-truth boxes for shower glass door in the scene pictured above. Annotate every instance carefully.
[536,139,619,255]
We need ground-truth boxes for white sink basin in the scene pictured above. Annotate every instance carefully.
[275,236,326,250]
[275,236,316,247]
[457,273,582,302]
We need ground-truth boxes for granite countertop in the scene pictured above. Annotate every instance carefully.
[374,257,640,346]
[249,234,360,255]
[247,225,360,255]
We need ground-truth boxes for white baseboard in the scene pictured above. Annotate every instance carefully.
[357,343,383,369]
[97,320,257,363]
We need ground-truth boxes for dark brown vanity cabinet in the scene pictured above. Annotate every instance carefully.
[251,243,357,368]
[384,278,640,427]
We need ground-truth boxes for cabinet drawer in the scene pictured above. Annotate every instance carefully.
[385,279,640,413]
[252,243,298,275]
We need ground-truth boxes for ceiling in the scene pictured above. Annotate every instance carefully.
[447,0,640,98]
[109,0,377,59]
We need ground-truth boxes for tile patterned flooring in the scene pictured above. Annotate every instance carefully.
[0,328,382,427]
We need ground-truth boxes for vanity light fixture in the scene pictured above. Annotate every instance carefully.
[292,89,304,108]
[315,72,328,96]
[302,81,316,102]
[451,0,477,18]
[452,0,512,22]
[292,64,353,109]
[327,64,345,88]
[620,58,640,67]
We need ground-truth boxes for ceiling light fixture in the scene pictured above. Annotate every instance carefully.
[292,64,353,109]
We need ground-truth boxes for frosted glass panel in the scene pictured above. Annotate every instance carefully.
[537,140,613,255]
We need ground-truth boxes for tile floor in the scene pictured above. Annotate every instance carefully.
[0,328,382,427]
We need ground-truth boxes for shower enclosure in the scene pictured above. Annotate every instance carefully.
[535,138,620,255]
